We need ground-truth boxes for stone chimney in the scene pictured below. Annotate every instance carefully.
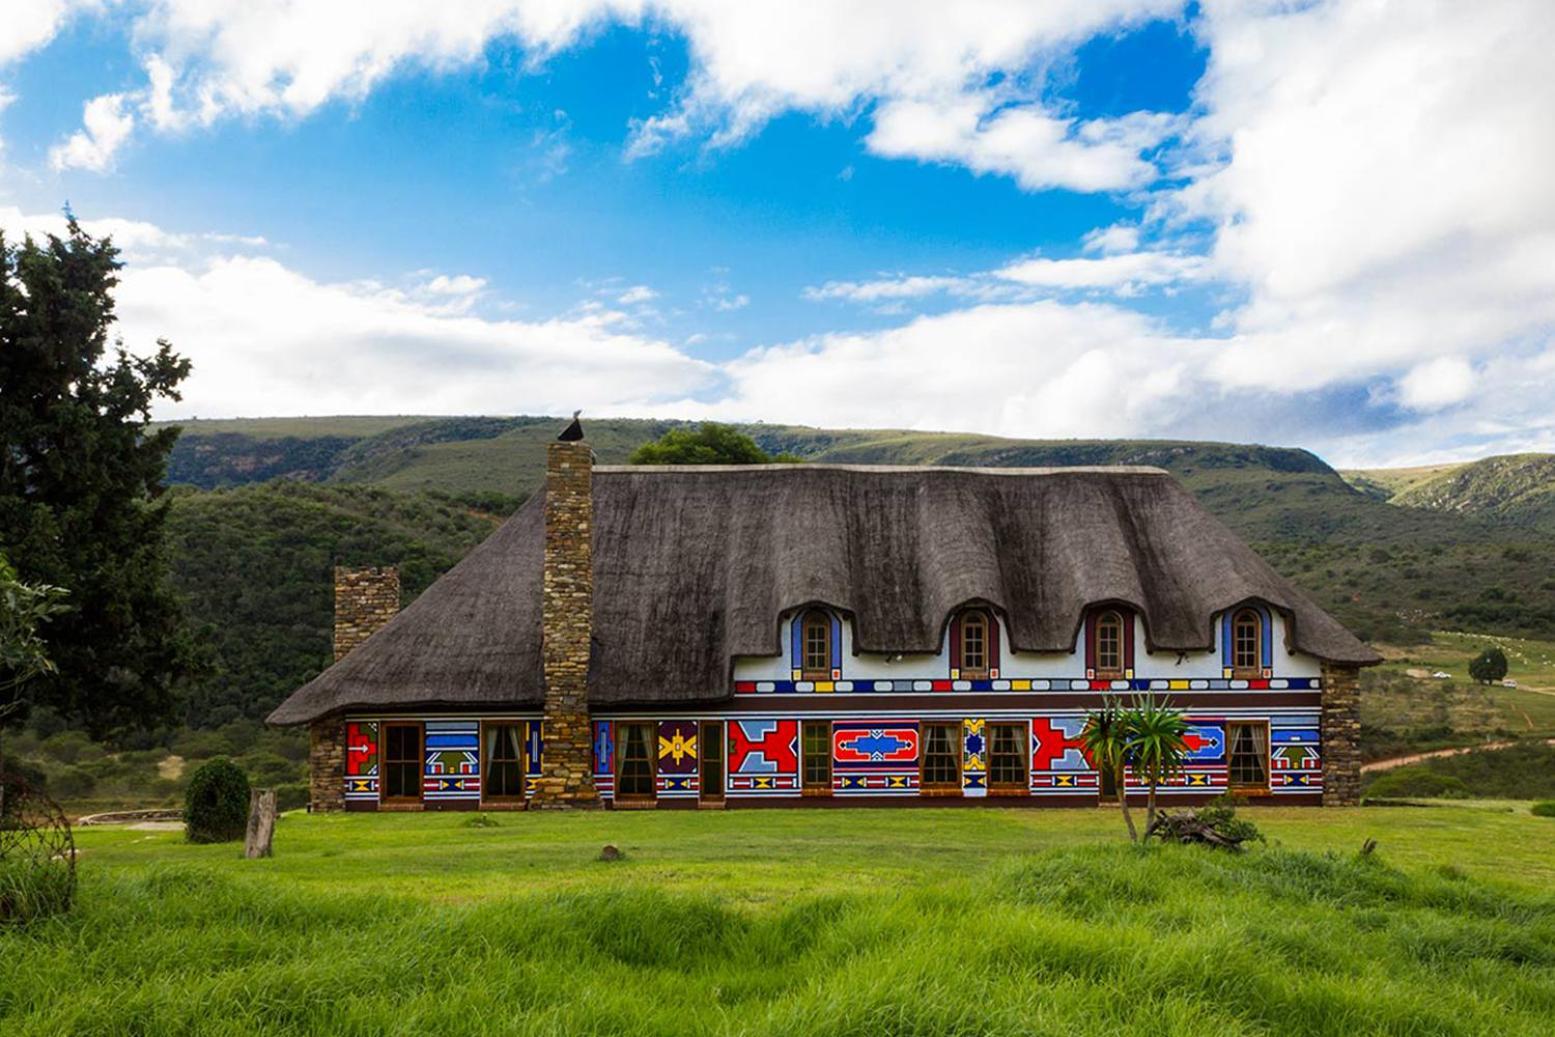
[529,418,601,808]
[310,565,400,812]
[1320,663,1361,806]
[333,566,401,661]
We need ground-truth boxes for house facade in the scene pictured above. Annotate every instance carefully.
[269,425,1376,811]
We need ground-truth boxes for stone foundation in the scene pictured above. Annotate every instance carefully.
[309,720,346,812]
[1320,663,1361,806]
[530,437,601,808]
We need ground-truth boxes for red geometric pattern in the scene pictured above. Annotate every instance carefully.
[729,719,798,774]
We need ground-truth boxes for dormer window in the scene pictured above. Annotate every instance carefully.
[950,608,999,679]
[800,609,833,680]
[1232,608,1262,677]
[1093,610,1124,678]
[1085,607,1133,680]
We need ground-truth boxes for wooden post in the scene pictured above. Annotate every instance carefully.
[244,788,277,859]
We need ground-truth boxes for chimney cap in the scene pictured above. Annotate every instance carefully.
[557,410,585,442]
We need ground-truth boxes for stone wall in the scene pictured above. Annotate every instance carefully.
[1320,663,1361,806]
[309,720,346,812]
[310,566,400,811]
[530,439,601,808]
[333,566,400,662]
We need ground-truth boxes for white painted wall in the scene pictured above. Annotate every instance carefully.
[732,608,1323,682]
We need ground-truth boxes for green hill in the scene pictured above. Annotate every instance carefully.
[153,416,1555,727]
[1344,453,1555,530]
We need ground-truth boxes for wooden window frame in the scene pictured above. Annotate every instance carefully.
[699,720,725,802]
[480,720,526,807]
[801,720,832,796]
[956,610,991,679]
[986,722,1029,795]
[800,609,833,681]
[1231,608,1263,679]
[615,721,657,802]
[1226,720,1272,795]
[919,722,963,795]
[381,721,424,807]
[1092,610,1126,679]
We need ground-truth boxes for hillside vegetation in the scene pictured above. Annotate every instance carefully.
[149,417,1555,728]
[1345,452,1555,530]
[5,809,1555,1035]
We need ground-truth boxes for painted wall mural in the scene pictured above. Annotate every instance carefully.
[424,720,480,801]
[657,719,699,797]
[344,720,379,801]
[832,721,919,795]
[728,719,800,793]
[1029,715,1096,794]
[592,720,615,798]
[962,718,986,796]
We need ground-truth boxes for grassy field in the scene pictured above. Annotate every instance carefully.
[5,807,1555,1035]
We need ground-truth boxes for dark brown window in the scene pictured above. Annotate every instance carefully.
[1227,722,1270,792]
[699,721,724,801]
[617,722,655,800]
[801,610,832,679]
[920,723,962,791]
[482,722,525,801]
[383,723,422,802]
[957,610,990,677]
[1232,609,1262,676]
[802,720,832,793]
[988,723,1027,790]
[1094,610,1124,677]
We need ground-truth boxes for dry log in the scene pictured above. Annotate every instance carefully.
[244,788,277,859]
[1145,808,1252,850]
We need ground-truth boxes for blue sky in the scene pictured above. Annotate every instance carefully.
[2,1,1552,467]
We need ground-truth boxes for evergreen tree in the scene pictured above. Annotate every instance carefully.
[0,219,195,738]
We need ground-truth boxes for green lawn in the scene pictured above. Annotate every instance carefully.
[6,807,1555,1035]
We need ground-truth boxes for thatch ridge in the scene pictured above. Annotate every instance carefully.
[268,464,1378,725]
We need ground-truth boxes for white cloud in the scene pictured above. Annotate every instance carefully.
[48,92,135,171]
[423,273,487,296]
[997,250,1205,290]
[1183,0,1555,396]
[618,284,657,304]
[1083,223,1140,255]
[42,0,1179,192]
[1397,356,1475,412]
[0,0,85,67]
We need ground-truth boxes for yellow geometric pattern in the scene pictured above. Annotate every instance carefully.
[659,729,698,764]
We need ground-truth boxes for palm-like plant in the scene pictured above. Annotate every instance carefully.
[1125,694,1190,834]
[1080,700,1137,842]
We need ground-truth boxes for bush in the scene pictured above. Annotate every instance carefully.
[183,758,251,844]
[44,765,97,800]
[1530,801,1555,818]
[1468,646,1509,684]
[1364,767,1471,800]
[274,783,309,812]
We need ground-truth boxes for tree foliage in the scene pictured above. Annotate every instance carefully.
[1468,646,1509,684]
[1086,695,1190,841]
[183,757,250,844]
[0,553,69,700]
[628,422,801,465]
[0,220,195,737]
[1080,701,1137,842]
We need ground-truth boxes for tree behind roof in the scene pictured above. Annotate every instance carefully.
[628,422,802,465]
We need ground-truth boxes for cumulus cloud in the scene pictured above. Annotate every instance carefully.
[617,284,657,304]
[43,0,1180,191]
[49,92,136,171]
[1184,0,1555,398]
[1397,356,1475,412]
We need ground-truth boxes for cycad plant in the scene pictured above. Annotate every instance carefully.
[1080,700,1137,842]
[1125,694,1190,834]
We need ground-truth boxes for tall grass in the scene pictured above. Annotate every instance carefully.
[4,837,1555,1035]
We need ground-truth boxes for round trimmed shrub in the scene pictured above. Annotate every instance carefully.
[1531,801,1555,818]
[183,757,251,844]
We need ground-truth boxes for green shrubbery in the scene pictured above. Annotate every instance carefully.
[1531,801,1555,818]
[1364,767,1471,800]
[183,758,251,843]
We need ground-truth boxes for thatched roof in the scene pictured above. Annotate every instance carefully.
[268,464,1378,724]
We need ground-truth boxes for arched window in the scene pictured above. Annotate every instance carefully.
[1232,608,1262,676]
[800,609,833,679]
[1093,610,1125,677]
[956,610,991,677]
